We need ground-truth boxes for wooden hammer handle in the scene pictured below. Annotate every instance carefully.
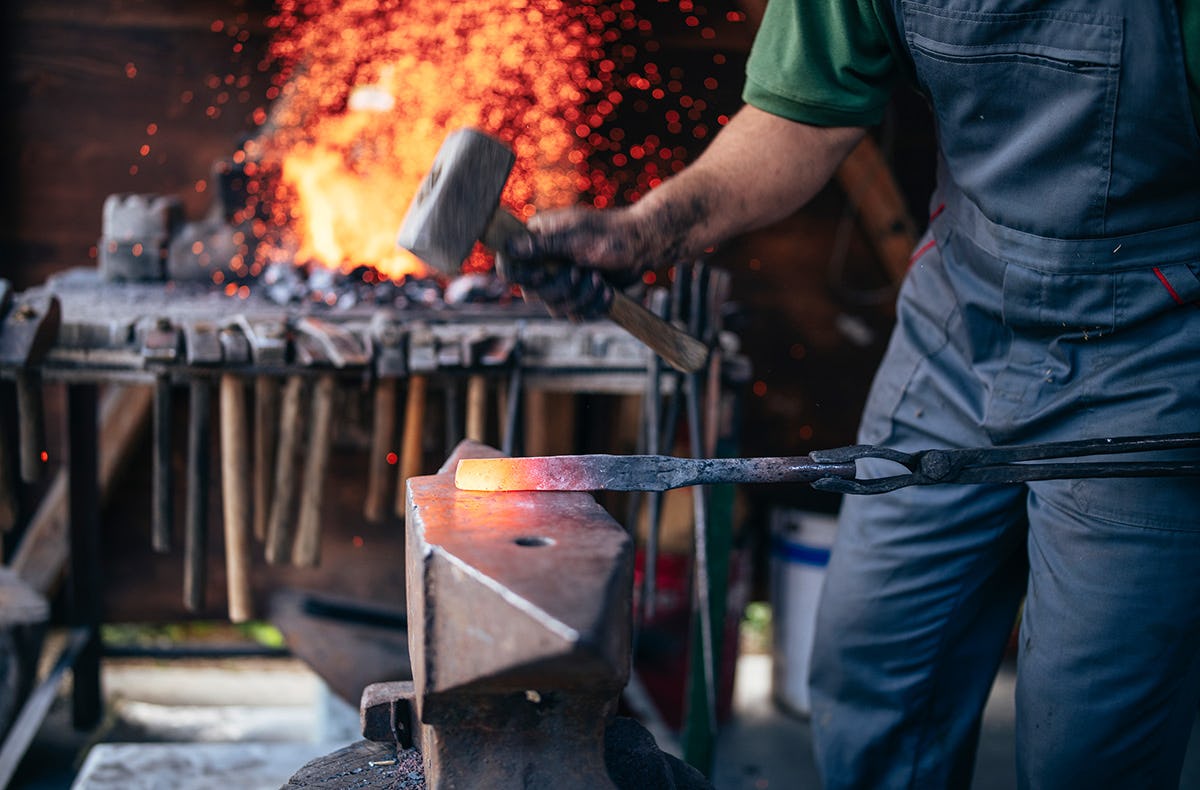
[265,375,304,564]
[219,374,253,622]
[486,209,708,373]
[364,377,397,523]
[608,291,708,373]
[394,374,428,518]
[292,373,335,568]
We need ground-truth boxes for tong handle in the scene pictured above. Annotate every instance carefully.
[810,433,1200,495]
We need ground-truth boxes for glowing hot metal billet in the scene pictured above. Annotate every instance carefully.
[454,453,856,492]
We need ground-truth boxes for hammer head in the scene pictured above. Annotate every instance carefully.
[396,127,516,275]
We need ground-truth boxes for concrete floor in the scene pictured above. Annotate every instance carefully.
[10,638,1200,788]
[714,653,1200,790]
[712,653,1018,789]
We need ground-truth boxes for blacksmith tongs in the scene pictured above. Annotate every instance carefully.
[810,432,1200,495]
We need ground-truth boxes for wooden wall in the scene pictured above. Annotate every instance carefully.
[0,1,936,620]
[0,0,275,290]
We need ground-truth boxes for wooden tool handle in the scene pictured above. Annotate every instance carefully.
[364,377,398,523]
[219,374,253,622]
[394,374,428,517]
[253,376,279,542]
[465,374,487,443]
[293,374,334,568]
[834,136,918,286]
[608,291,708,373]
[265,375,304,565]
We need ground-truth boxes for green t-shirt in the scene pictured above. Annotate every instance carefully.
[744,0,1200,130]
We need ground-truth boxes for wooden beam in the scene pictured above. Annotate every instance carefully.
[834,136,920,286]
[10,385,153,597]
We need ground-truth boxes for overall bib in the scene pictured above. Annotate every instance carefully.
[807,1,1200,787]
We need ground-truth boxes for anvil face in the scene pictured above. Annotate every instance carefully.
[405,441,634,703]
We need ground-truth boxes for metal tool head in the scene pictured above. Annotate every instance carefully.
[396,127,516,275]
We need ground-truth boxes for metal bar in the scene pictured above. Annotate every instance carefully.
[681,262,718,773]
[501,340,523,457]
[454,453,853,492]
[0,627,91,787]
[183,377,211,612]
[682,369,718,756]
[810,433,1200,495]
[817,460,1200,495]
[102,641,289,660]
[938,432,1200,465]
[443,377,462,455]
[66,383,102,729]
[151,374,173,553]
[637,291,667,625]
[15,370,44,484]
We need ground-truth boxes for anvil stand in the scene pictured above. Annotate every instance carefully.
[283,440,712,789]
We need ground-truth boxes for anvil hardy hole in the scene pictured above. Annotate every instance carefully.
[514,536,555,548]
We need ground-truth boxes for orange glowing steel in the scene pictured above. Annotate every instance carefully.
[455,457,557,492]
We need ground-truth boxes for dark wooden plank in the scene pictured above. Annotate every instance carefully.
[0,570,48,628]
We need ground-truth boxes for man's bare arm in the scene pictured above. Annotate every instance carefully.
[625,105,866,262]
[515,105,866,274]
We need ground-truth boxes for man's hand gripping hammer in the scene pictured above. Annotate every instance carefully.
[396,127,709,373]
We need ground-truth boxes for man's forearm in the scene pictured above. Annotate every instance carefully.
[627,105,866,262]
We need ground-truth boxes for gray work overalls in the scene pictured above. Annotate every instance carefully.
[807,0,1200,787]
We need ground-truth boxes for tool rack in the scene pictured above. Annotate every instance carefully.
[0,260,749,778]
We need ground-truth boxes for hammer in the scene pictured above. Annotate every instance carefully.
[397,128,708,374]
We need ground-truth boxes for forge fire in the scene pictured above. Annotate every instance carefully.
[106,0,746,294]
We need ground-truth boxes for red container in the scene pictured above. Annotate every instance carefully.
[630,546,750,730]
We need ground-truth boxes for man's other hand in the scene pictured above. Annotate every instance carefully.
[496,206,649,321]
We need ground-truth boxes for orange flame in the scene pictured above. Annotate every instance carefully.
[251,0,602,280]
[195,1,749,283]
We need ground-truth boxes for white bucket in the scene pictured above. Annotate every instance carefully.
[769,508,838,718]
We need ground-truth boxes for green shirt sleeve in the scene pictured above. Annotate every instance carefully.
[743,0,903,127]
[1181,0,1200,130]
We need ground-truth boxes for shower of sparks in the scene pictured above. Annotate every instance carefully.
[131,1,747,283]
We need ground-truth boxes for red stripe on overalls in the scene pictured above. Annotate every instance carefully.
[906,204,946,270]
[1153,266,1185,305]
[1152,266,1200,308]
[909,238,937,268]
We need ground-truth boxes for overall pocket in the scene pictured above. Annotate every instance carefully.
[900,2,1122,238]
